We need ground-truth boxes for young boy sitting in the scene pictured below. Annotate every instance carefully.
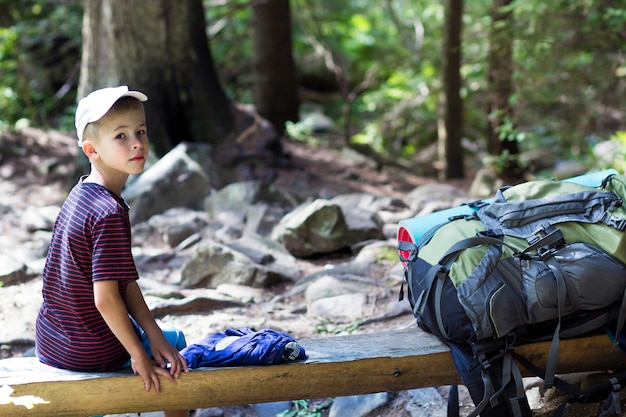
[35,86,189,417]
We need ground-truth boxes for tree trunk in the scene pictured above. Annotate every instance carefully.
[439,0,465,179]
[486,0,519,171]
[78,0,234,156]
[251,0,300,135]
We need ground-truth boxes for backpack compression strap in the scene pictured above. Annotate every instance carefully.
[468,347,530,417]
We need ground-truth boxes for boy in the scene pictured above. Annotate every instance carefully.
[35,86,188,417]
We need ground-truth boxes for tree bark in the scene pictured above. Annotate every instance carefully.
[251,0,300,135]
[486,0,519,168]
[78,0,234,156]
[439,0,465,179]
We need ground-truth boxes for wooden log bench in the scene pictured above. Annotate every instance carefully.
[2,327,626,417]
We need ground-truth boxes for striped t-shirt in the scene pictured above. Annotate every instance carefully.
[36,179,139,371]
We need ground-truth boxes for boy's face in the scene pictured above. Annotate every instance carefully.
[84,105,149,177]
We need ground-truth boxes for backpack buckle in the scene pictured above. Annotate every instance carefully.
[606,215,626,231]
[537,246,556,260]
[477,353,491,372]
[464,199,489,210]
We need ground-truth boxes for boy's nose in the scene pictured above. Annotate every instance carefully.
[132,136,144,148]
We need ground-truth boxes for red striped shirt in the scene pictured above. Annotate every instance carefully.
[36,179,138,371]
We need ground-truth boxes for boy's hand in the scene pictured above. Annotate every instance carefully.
[149,335,189,379]
[131,353,176,393]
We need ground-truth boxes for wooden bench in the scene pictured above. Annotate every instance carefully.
[2,328,626,417]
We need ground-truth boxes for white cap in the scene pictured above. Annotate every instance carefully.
[75,86,148,145]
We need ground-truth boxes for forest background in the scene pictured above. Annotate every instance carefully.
[0,0,625,181]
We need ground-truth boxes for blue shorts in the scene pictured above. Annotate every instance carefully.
[121,318,187,369]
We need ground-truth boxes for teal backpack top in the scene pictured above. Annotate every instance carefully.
[398,172,626,417]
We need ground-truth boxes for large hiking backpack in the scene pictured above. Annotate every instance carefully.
[398,173,626,417]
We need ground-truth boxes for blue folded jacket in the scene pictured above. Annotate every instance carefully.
[181,328,307,369]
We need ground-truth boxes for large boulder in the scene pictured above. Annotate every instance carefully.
[272,199,348,258]
[0,253,37,286]
[204,180,298,217]
[123,142,223,224]
[272,196,384,258]
[180,239,294,289]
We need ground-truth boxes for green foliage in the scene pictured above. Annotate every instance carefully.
[590,131,626,174]
[2,0,626,172]
[277,399,333,417]
[374,246,400,263]
[203,0,253,102]
[511,1,626,162]
[495,115,531,143]
[285,120,323,146]
[287,0,626,168]
[0,0,82,130]
[315,319,361,335]
[0,27,18,129]
[290,0,449,154]
[484,149,521,175]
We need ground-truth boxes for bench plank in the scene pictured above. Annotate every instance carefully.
[1,328,625,417]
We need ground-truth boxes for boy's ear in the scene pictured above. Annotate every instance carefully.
[81,140,98,159]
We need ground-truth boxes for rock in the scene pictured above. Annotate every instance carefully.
[272,199,349,257]
[330,192,399,213]
[382,222,400,239]
[468,168,502,199]
[308,293,368,321]
[226,233,301,279]
[147,208,211,248]
[204,180,298,217]
[243,203,287,237]
[593,140,623,168]
[328,392,390,417]
[216,283,267,303]
[254,401,291,417]
[354,239,399,268]
[404,183,467,214]
[330,193,385,242]
[411,142,439,176]
[304,275,366,304]
[379,207,414,225]
[192,408,224,417]
[123,142,220,224]
[388,261,405,284]
[146,294,244,318]
[180,240,292,289]
[552,160,587,180]
[0,279,41,343]
[272,197,384,258]
[0,253,37,286]
[406,387,447,417]
[517,147,557,173]
[20,205,60,232]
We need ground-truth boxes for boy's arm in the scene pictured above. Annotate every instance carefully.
[124,281,188,377]
[93,280,176,392]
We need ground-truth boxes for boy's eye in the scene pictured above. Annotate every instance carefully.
[137,129,147,136]
[115,133,127,140]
